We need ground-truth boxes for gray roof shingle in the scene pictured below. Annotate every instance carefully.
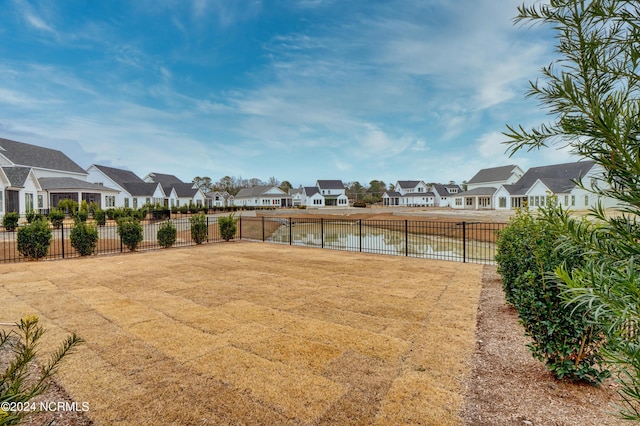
[92,164,144,188]
[2,166,32,187]
[508,161,595,195]
[467,165,519,185]
[316,180,344,190]
[0,138,86,174]
[38,177,119,192]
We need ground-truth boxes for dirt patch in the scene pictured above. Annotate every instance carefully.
[463,266,625,425]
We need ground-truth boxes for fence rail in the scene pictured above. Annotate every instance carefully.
[0,215,506,264]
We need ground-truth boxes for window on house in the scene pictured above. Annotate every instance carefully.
[124,198,130,208]
[106,196,115,207]
[571,195,576,206]
[133,198,138,208]
[584,195,589,206]
[146,198,151,205]
[314,199,322,205]
[37,195,44,209]
[455,199,462,206]
[564,195,569,206]
[466,198,473,206]
[197,200,203,207]
[25,193,34,212]
[0,192,3,212]
[499,197,506,208]
[450,188,458,193]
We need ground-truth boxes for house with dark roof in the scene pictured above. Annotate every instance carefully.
[452,165,523,210]
[143,172,206,208]
[205,191,233,208]
[232,185,290,208]
[456,161,618,211]
[87,164,165,209]
[382,180,434,207]
[428,183,462,207]
[0,138,118,215]
[315,180,348,207]
[494,160,617,210]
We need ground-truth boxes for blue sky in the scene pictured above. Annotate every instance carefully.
[0,0,573,187]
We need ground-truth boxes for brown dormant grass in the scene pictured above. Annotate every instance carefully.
[0,241,483,425]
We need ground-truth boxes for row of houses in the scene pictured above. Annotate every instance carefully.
[0,136,618,216]
[382,162,618,211]
[0,137,350,215]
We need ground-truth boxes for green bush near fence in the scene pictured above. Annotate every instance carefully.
[70,221,99,256]
[190,213,207,245]
[16,218,52,261]
[157,221,177,248]
[3,212,20,231]
[495,205,609,384]
[93,209,106,226]
[117,217,143,252]
[48,208,65,229]
[218,214,237,241]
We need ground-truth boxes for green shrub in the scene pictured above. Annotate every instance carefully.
[57,199,78,214]
[218,214,237,241]
[157,221,177,248]
[48,209,65,229]
[117,217,143,252]
[25,210,35,223]
[353,201,367,208]
[70,221,99,256]
[73,209,88,224]
[3,212,20,232]
[16,218,52,261]
[93,209,106,226]
[0,315,83,426]
[495,205,609,384]
[179,205,189,214]
[190,213,208,245]
[133,207,148,221]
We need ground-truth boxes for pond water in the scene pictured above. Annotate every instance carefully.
[268,222,496,263]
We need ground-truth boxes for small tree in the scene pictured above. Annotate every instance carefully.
[157,221,177,248]
[16,218,52,261]
[70,221,99,256]
[218,214,237,241]
[190,213,208,245]
[0,315,83,426]
[117,217,143,252]
[93,209,106,227]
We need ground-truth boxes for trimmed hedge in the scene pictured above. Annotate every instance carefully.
[495,206,609,384]
[16,218,52,260]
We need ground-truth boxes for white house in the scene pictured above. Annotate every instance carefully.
[143,172,206,208]
[453,165,524,210]
[87,164,165,209]
[429,183,462,207]
[0,138,118,215]
[382,180,435,206]
[205,191,233,208]
[316,180,349,207]
[499,161,619,210]
[232,185,291,207]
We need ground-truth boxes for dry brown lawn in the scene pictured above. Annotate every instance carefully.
[0,241,482,425]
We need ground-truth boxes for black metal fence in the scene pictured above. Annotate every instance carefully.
[239,216,506,264]
[0,215,506,264]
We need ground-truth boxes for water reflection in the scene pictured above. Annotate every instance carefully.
[268,222,496,263]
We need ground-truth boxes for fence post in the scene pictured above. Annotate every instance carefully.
[405,220,408,257]
[262,216,265,242]
[321,218,324,248]
[359,219,362,252]
[61,222,65,259]
[462,221,467,263]
[239,216,242,240]
[207,216,210,243]
[289,217,292,245]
